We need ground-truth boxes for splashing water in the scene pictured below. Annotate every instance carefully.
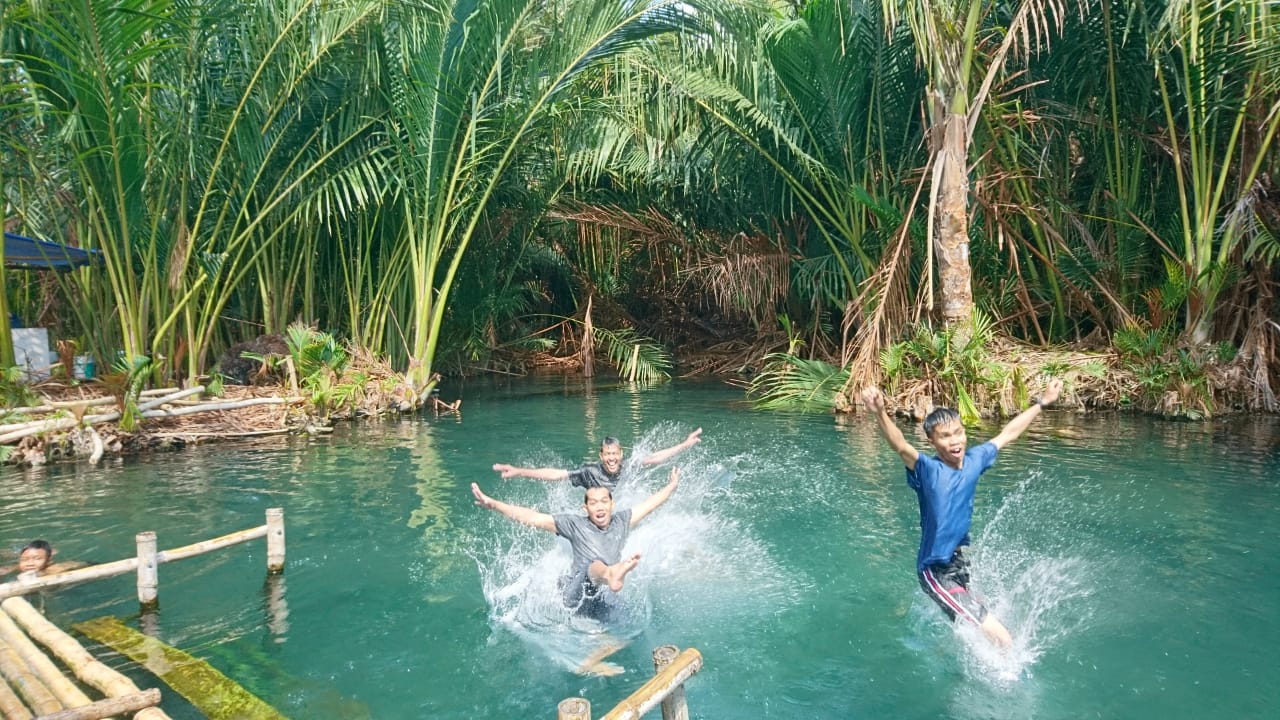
[471,426,800,676]
[907,466,1107,703]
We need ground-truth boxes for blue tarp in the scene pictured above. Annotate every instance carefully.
[4,232,102,270]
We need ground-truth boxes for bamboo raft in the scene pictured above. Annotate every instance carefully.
[0,596,168,720]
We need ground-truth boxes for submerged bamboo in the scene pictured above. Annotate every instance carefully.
[0,677,32,720]
[0,637,62,716]
[0,613,91,710]
[0,599,169,720]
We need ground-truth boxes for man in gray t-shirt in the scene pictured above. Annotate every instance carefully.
[492,429,702,490]
[471,467,682,620]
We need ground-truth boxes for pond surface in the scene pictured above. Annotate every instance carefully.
[2,379,1278,719]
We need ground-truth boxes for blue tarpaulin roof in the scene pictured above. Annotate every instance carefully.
[3,232,102,270]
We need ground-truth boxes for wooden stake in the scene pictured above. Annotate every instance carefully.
[0,613,91,711]
[0,599,169,720]
[651,645,688,720]
[0,637,62,716]
[557,697,591,720]
[31,688,160,720]
[265,509,285,574]
[135,532,158,609]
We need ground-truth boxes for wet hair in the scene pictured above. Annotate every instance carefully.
[583,487,614,503]
[923,407,962,438]
[599,436,621,452]
[22,540,52,557]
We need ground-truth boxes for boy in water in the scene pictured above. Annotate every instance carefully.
[471,467,681,621]
[2,540,84,578]
[862,379,1063,647]
[492,429,701,490]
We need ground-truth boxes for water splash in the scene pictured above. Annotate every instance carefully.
[472,426,798,676]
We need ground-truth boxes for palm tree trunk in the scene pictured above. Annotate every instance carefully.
[936,111,974,326]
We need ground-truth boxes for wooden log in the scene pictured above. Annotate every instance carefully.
[0,613,92,711]
[136,387,205,412]
[651,646,688,720]
[557,697,591,720]
[600,648,702,720]
[0,676,33,720]
[136,532,158,609]
[0,396,304,445]
[33,688,160,720]
[0,599,170,720]
[0,559,139,600]
[265,509,285,574]
[157,525,266,564]
[0,636,62,716]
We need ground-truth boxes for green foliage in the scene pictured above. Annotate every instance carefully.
[594,327,672,385]
[747,353,850,412]
[102,355,153,431]
[283,323,355,417]
[881,312,1004,419]
[0,367,38,409]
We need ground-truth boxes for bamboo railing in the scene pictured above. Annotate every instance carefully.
[558,645,703,720]
[0,508,286,608]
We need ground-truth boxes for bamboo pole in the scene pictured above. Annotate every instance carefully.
[0,614,91,711]
[557,697,591,720]
[136,533,158,609]
[651,646,688,720]
[0,677,32,720]
[265,509,285,574]
[600,648,702,720]
[32,688,160,720]
[135,387,205,412]
[157,525,266,563]
[0,637,61,716]
[0,559,139,600]
[0,599,169,720]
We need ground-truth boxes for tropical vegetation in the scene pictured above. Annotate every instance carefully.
[1,0,1276,420]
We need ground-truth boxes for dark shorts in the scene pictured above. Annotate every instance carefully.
[558,575,615,622]
[918,547,989,626]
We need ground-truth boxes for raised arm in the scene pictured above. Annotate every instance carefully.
[629,467,681,527]
[990,378,1063,449]
[861,387,921,471]
[640,428,702,466]
[491,463,570,482]
[471,483,557,532]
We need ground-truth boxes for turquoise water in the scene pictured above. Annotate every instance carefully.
[2,379,1278,718]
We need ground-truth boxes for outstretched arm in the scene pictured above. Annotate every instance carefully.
[471,483,557,532]
[640,428,702,466]
[491,463,570,482]
[861,387,921,471]
[990,378,1063,450]
[629,467,681,527]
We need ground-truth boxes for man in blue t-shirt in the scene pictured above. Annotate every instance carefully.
[492,429,701,490]
[862,379,1063,647]
[470,467,681,620]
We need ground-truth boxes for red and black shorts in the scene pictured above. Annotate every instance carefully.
[918,547,989,626]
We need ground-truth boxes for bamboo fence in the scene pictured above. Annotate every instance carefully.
[558,645,703,720]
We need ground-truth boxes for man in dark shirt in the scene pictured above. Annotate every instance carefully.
[492,429,701,490]
[470,467,681,619]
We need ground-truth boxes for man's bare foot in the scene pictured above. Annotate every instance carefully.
[591,553,642,592]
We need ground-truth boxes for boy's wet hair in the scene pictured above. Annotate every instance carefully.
[600,436,621,452]
[22,540,52,556]
[923,407,962,438]
[583,487,614,503]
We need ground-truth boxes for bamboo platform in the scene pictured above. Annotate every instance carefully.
[0,596,168,720]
